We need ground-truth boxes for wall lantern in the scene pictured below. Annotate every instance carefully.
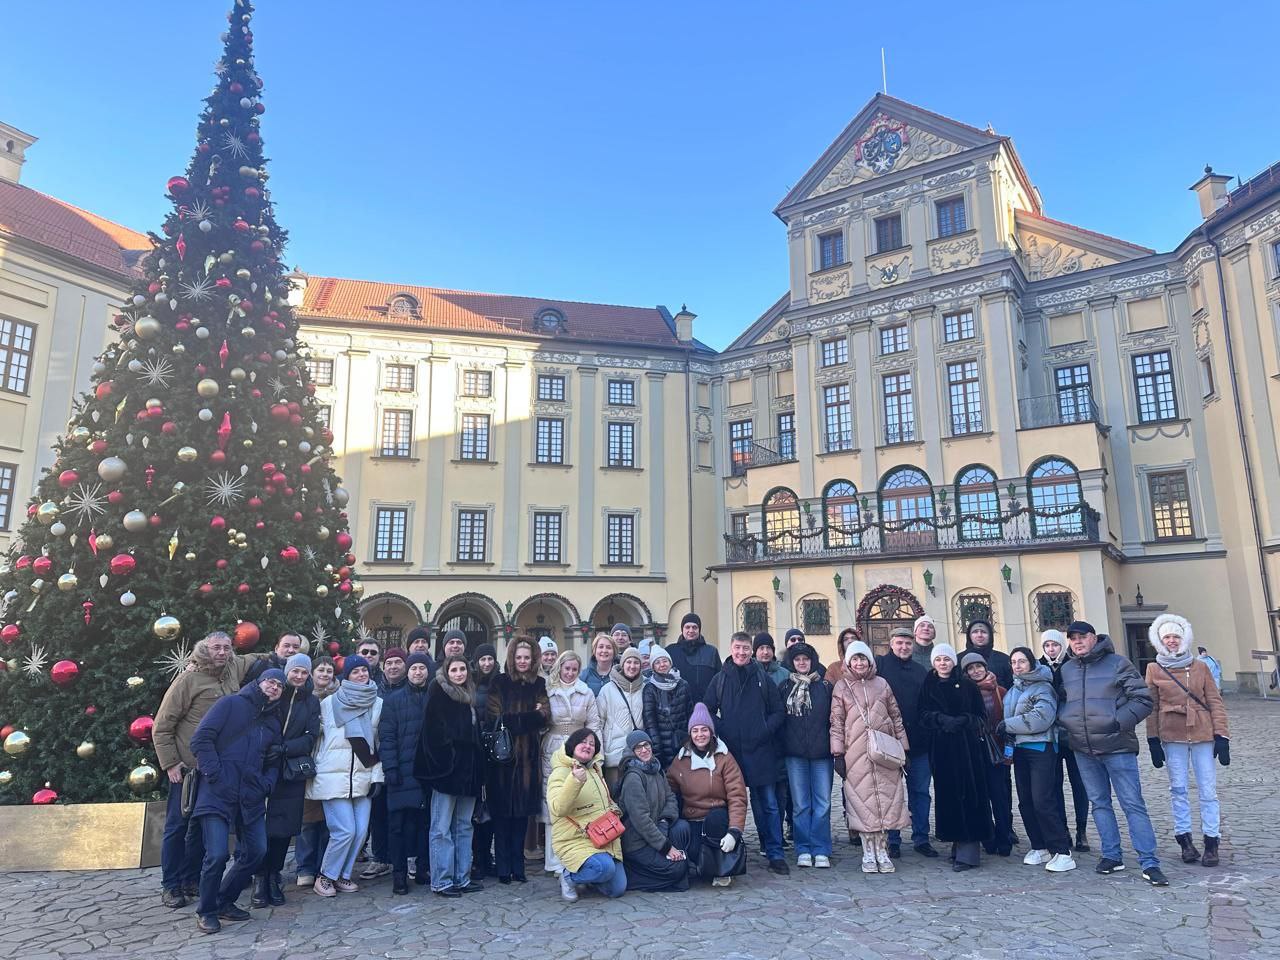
[772,575,783,599]
[922,568,936,597]
[833,572,846,597]
[1000,563,1013,593]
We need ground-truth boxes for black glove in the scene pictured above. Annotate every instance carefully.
[994,720,1008,738]
[1147,737,1165,769]
[369,782,384,799]
[832,755,847,779]
[263,744,284,763]
[1213,735,1230,766]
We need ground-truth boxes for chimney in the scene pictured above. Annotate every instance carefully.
[1190,165,1232,219]
[673,304,696,343]
[0,122,38,185]
[286,268,308,307]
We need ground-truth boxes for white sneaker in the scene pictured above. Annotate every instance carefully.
[862,849,878,874]
[1045,853,1077,873]
[874,847,895,874]
[796,853,813,868]
[1023,848,1051,866]
[559,872,579,902]
[814,855,831,869]
[360,861,391,880]
[711,876,732,887]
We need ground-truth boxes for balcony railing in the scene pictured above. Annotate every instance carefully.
[730,435,798,475]
[1019,391,1101,429]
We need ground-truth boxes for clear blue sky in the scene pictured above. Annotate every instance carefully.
[3,2,1276,350]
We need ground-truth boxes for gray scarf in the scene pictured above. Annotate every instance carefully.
[646,666,681,693]
[609,663,645,695]
[1154,645,1195,670]
[332,677,378,744]
[785,670,816,717]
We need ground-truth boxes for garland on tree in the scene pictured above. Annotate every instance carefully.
[0,0,360,804]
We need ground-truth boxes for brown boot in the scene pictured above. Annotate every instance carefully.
[1175,832,1201,863]
[1201,836,1219,867]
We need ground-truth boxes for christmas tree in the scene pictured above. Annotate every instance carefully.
[0,0,360,804]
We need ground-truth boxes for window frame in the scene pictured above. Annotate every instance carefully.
[606,513,636,565]
[532,510,564,563]
[606,378,636,407]
[0,461,16,531]
[305,357,334,387]
[314,404,332,430]
[455,509,489,562]
[879,324,910,355]
[728,419,753,473]
[935,196,968,239]
[1131,350,1179,423]
[0,318,35,395]
[818,230,845,270]
[820,336,849,367]
[946,359,984,435]
[801,598,832,635]
[461,369,493,399]
[378,408,413,458]
[777,412,796,461]
[459,413,491,461]
[874,213,904,253]
[822,383,854,452]
[534,416,566,465]
[822,479,860,550]
[536,373,566,402]
[373,506,408,561]
[955,464,1001,542]
[762,486,802,556]
[1054,364,1093,423]
[882,371,915,445]
[381,362,415,393]
[942,310,975,343]
[1148,469,1195,540]
[606,421,636,468]
[1027,456,1085,538]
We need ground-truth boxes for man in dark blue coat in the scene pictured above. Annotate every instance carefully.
[669,613,722,706]
[701,631,788,875]
[876,627,937,859]
[380,652,434,893]
[189,670,286,935]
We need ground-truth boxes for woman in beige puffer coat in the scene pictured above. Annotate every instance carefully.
[830,641,910,874]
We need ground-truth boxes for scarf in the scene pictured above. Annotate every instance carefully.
[434,673,475,705]
[646,667,681,693]
[1155,642,1194,670]
[686,738,725,773]
[332,677,378,752]
[785,670,816,717]
[609,663,646,695]
[630,755,663,777]
[971,670,1004,727]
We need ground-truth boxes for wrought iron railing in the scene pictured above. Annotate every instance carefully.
[730,435,798,475]
[1018,391,1101,429]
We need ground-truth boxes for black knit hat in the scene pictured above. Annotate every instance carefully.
[406,625,431,645]
[1009,646,1037,668]
[564,727,599,758]
[752,632,775,652]
[681,612,701,629]
[786,641,818,667]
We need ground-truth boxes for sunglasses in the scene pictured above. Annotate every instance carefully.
[359,649,378,656]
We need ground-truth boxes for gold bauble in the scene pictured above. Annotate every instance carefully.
[127,763,159,794]
[95,533,114,551]
[176,446,198,463]
[184,551,197,561]
[236,268,252,280]
[219,251,234,264]
[235,532,247,544]
[145,398,163,410]
[134,316,161,340]
[0,770,12,786]
[351,581,365,598]
[229,367,247,382]
[126,675,145,689]
[70,426,91,442]
[315,585,329,597]
[3,730,31,756]
[152,615,181,639]
[317,525,330,540]
[196,378,220,398]
[36,501,60,525]
[242,439,254,448]
[29,578,46,594]
[57,572,79,593]
[76,741,96,759]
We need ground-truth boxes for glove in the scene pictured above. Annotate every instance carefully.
[994,721,1008,738]
[263,744,284,763]
[719,832,737,854]
[832,755,847,779]
[369,783,384,799]
[1213,735,1230,766]
[1147,737,1165,769]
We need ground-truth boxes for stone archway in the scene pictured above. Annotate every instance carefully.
[513,593,582,648]
[589,593,653,636]
[358,592,421,648]
[432,591,504,660]
[856,584,925,657]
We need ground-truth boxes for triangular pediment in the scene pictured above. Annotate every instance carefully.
[1014,211,1153,281]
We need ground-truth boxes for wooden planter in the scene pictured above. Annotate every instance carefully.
[0,800,166,871]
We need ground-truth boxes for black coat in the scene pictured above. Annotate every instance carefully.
[875,653,930,756]
[415,677,482,798]
[189,684,284,825]
[485,672,549,817]
[641,676,692,769]
[669,635,722,706]
[380,680,431,811]
[918,671,993,843]
[778,674,834,760]
[243,653,287,686]
[701,660,783,787]
[264,680,321,838]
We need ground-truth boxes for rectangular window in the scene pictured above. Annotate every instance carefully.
[823,383,854,452]
[875,213,903,252]
[883,372,915,444]
[730,512,749,539]
[0,462,15,531]
[1273,239,1280,276]
[381,363,415,392]
[1132,350,1178,422]
[820,337,848,367]
[1199,356,1215,399]
[607,514,635,564]
[535,417,565,464]
[305,357,334,386]
[1055,364,1092,423]
[0,319,35,394]
[728,419,752,473]
[379,409,412,458]
[801,598,832,636]
[461,369,492,398]
[947,360,983,435]
[936,196,968,238]
[607,422,635,467]
[1149,470,1194,539]
[879,324,909,355]
[456,510,488,562]
[777,412,796,460]
[607,379,635,406]
[943,310,975,343]
[819,231,844,270]
[537,374,566,402]
[533,511,563,563]
[460,414,490,460]
[314,404,331,429]
[373,507,408,561]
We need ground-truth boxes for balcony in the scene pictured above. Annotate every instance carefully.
[1018,391,1102,430]
[730,435,797,476]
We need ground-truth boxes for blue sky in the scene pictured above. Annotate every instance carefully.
[2,1,1276,350]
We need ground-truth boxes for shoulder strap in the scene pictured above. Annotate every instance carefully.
[1156,662,1211,713]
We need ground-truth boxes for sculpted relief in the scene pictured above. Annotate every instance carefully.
[809,113,966,199]
[1020,233,1107,280]
[809,267,852,303]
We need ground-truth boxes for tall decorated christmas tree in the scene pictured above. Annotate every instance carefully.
[0,0,360,804]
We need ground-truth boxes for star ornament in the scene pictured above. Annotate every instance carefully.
[23,643,48,678]
[155,640,193,681]
[64,482,108,525]
[222,132,250,161]
[179,273,216,303]
[204,471,246,507]
[140,357,175,388]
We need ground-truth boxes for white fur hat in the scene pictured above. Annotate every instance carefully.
[1149,614,1193,652]
[929,643,958,666]
[844,640,874,666]
[914,615,936,632]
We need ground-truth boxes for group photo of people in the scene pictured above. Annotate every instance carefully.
[154,609,1230,933]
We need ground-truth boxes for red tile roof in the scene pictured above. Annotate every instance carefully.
[0,179,151,278]
[298,275,686,349]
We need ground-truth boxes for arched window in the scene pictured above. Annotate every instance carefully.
[955,465,1000,542]
[879,467,936,550]
[535,308,565,334]
[388,294,418,318]
[1028,457,1084,537]
[762,487,802,555]
[822,479,860,549]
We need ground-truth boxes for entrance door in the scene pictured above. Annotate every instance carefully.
[864,619,915,657]
[1125,621,1156,677]
[857,586,925,657]
[439,613,489,660]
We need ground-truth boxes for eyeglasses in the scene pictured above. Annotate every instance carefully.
[359,648,378,656]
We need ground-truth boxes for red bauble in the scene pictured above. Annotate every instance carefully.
[337,566,351,579]
[244,187,260,199]
[32,788,59,805]
[300,464,311,475]
[333,655,345,674]
[84,705,97,716]
[229,81,243,93]
[50,660,79,688]
[338,580,352,594]
[128,715,155,745]
[14,555,32,570]
[279,545,300,564]
[210,516,227,532]
[287,401,301,414]
[251,388,262,399]
[271,472,286,487]
[167,176,190,195]
[233,621,260,651]
[344,552,357,566]
[148,514,162,528]
[161,422,176,435]
[270,404,289,422]
[57,469,79,488]
[2,625,22,646]
[335,532,353,551]
[292,511,303,522]
[147,282,161,295]
[0,724,13,739]
[107,490,124,505]
[198,583,214,597]
[32,556,53,577]
[210,450,227,465]
[90,439,109,456]
[109,554,137,576]
[215,558,229,570]
[95,381,114,400]
[233,218,251,233]
[289,414,302,428]
[327,641,340,654]
[254,521,265,531]
[261,462,276,475]
[247,496,263,510]
[237,582,251,595]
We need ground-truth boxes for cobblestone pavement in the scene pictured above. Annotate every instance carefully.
[2,697,1278,960]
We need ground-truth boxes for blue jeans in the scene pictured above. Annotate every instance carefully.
[784,757,833,857]
[1164,741,1220,837]
[294,820,329,879]
[565,852,627,898]
[321,796,372,881]
[888,752,932,848]
[197,813,266,916]
[1075,751,1160,869]
[748,783,784,860]
[160,782,204,892]
[429,793,476,891]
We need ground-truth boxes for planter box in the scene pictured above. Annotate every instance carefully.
[0,800,166,871]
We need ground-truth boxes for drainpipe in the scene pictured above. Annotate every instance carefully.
[684,355,696,618]
[1203,226,1279,654]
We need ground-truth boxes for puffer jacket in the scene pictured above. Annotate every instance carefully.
[546,751,622,872]
[153,653,269,771]
[668,634,722,705]
[583,658,615,696]
[379,679,431,812]
[617,754,680,855]
[189,682,284,824]
[701,659,784,787]
[264,679,321,839]
[778,671,834,760]
[829,668,911,833]
[306,695,385,800]
[665,740,748,831]
[542,679,602,785]
[1143,619,1228,743]
[641,673,692,769]
[1001,663,1058,747]
[597,667,647,768]
[1057,635,1152,756]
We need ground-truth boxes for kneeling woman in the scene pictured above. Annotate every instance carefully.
[546,729,627,901]
[617,730,690,892]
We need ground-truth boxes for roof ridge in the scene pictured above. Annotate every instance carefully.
[1016,210,1154,253]
[5,181,152,248]
[304,273,660,314]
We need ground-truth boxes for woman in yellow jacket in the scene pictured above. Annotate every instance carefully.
[546,728,627,902]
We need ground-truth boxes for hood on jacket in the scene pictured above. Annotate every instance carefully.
[1076,633,1117,664]
[1013,662,1054,688]
[503,637,541,682]
[1148,614,1193,658]
[964,619,995,649]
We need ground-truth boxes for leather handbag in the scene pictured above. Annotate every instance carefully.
[483,720,514,765]
[284,754,317,782]
[566,774,627,848]
[851,685,907,770]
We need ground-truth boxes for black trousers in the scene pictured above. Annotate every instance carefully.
[389,807,431,878]
[261,835,293,875]
[369,790,388,862]
[493,815,528,880]
[472,818,495,876]
[1055,745,1090,834]
[984,762,1014,851]
[1014,748,1072,855]
[622,819,691,892]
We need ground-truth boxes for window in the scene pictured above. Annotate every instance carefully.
[461,369,492,398]
[460,414,490,460]
[879,324,909,355]
[1273,239,1280,276]
[537,374,566,402]
[820,337,848,367]
[947,360,983,435]
[607,514,635,564]
[535,308,565,333]
[1199,357,1215,399]
[762,487,801,555]
[1034,590,1075,632]
[823,479,860,549]
[0,319,34,394]
[955,591,994,631]
[943,310,975,343]
[883,372,915,444]
[741,600,769,633]
[1055,364,1093,423]
[607,379,635,406]
[372,624,403,646]
[819,231,845,270]
[822,384,854,452]
[1028,457,1084,537]
[388,295,418,319]
[607,422,635,467]
[1149,470,1194,539]
[801,599,832,635]
[379,409,412,458]
[533,511,562,563]
[729,419,752,474]
[305,357,333,386]
[777,412,796,460]
[0,462,15,530]
[456,510,488,562]
[1132,350,1178,422]
[875,213,903,252]
[936,197,967,238]
[314,405,331,430]
[382,363,415,392]
[535,417,565,464]
[879,467,936,549]
[730,512,749,539]
[956,465,1000,542]
[373,507,407,561]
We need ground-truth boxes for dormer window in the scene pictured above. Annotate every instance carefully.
[388,294,419,319]
[534,308,565,334]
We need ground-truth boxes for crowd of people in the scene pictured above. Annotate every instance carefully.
[152,610,1231,933]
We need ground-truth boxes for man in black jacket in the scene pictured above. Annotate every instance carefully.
[876,628,937,859]
[243,632,304,685]
[669,613,721,705]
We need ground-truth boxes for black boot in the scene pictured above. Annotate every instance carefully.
[268,872,285,906]
[1202,836,1219,867]
[1175,832,1201,863]
[392,872,409,895]
[250,874,270,909]
[1074,828,1090,852]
